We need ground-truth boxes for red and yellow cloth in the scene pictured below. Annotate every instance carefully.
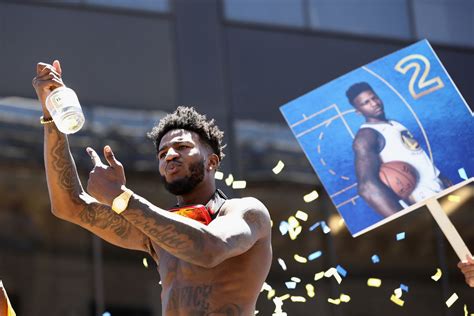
[0,281,15,316]
[169,204,213,225]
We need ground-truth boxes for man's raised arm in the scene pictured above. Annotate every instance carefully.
[32,61,153,255]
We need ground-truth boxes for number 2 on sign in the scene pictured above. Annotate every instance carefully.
[395,54,444,100]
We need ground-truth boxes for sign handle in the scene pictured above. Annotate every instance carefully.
[426,198,472,263]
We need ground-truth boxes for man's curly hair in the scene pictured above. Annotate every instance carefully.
[147,106,225,161]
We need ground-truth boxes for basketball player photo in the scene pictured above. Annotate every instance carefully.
[280,40,473,237]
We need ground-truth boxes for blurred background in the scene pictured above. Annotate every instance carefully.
[0,0,473,315]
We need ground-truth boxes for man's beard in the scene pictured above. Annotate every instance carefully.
[161,159,205,195]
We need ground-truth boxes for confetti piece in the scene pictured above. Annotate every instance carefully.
[295,210,308,221]
[394,288,403,298]
[336,265,347,278]
[400,284,409,292]
[294,254,308,263]
[314,271,325,281]
[290,277,301,283]
[367,278,382,287]
[328,298,341,305]
[288,226,303,240]
[288,216,300,228]
[396,232,406,241]
[103,313,111,316]
[279,221,289,235]
[371,254,380,264]
[324,267,342,284]
[303,190,319,203]
[321,221,331,234]
[142,258,148,268]
[290,296,306,303]
[225,174,234,186]
[431,268,442,281]
[390,294,405,307]
[277,258,287,271]
[232,180,247,189]
[448,195,461,203]
[261,282,272,292]
[267,289,276,300]
[272,160,285,174]
[255,311,259,315]
[446,293,458,308]
[285,282,297,289]
[214,171,224,180]
[458,168,468,180]
[305,284,315,298]
[309,221,321,231]
[340,294,351,303]
[279,294,291,301]
[308,251,322,261]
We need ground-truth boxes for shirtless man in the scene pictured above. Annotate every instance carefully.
[32,60,272,315]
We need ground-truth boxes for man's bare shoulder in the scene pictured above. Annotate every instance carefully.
[220,197,271,232]
[353,128,379,152]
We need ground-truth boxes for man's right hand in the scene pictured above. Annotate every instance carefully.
[32,60,64,118]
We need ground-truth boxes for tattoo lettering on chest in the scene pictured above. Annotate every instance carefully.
[167,285,213,311]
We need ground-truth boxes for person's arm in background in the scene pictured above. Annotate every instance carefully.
[353,128,403,217]
[458,255,474,287]
[32,61,155,258]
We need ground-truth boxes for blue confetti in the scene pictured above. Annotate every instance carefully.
[336,265,347,277]
[396,232,406,241]
[371,254,380,264]
[308,251,322,261]
[458,168,468,180]
[103,313,111,316]
[285,281,297,289]
[400,284,409,292]
[309,221,321,231]
[279,221,289,235]
[321,221,331,234]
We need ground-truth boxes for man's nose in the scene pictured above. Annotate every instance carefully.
[165,147,179,160]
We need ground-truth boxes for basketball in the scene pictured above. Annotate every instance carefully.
[379,161,418,199]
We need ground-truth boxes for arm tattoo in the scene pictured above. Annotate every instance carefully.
[79,203,132,239]
[125,199,205,257]
[46,125,133,241]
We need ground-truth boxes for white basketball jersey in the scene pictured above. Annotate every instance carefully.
[360,120,444,202]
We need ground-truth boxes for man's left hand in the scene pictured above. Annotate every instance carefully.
[458,255,474,288]
[86,145,126,206]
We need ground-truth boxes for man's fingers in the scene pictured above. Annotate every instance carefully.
[466,254,474,264]
[53,60,62,75]
[86,147,104,166]
[104,145,120,167]
[36,62,49,75]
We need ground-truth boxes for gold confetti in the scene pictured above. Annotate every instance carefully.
[288,216,300,228]
[295,210,309,221]
[267,289,276,300]
[446,293,458,308]
[214,171,224,180]
[232,180,247,189]
[225,174,234,186]
[314,271,325,281]
[431,268,442,281]
[340,294,351,303]
[367,278,382,287]
[294,254,308,263]
[290,296,306,303]
[142,258,148,268]
[390,294,405,307]
[448,195,461,202]
[328,298,341,305]
[279,294,290,301]
[303,190,319,203]
[305,284,315,298]
[272,160,285,174]
[288,226,303,240]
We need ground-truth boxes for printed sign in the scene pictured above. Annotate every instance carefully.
[280,40,473,236]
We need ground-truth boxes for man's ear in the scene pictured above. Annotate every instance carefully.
[206,153,219,171]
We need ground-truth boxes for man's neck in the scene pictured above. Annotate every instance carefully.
[366,117,388,124]
[176,182,216,207]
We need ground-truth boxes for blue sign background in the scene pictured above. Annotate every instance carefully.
[280,40,473,236]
